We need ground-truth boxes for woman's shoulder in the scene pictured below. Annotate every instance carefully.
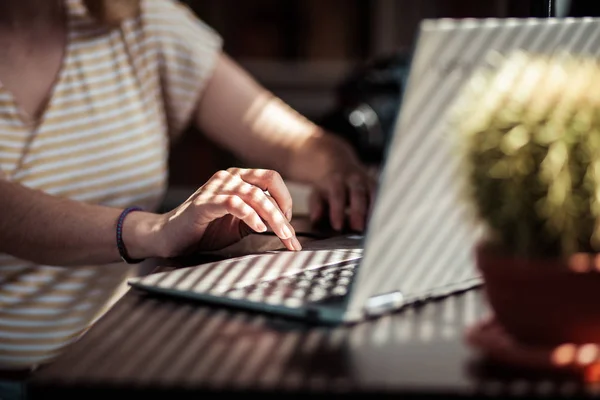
[129,0,223,137]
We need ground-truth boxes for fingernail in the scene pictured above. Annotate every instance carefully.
[285,209,292,221]
[292,237,302,251]
[257,221,268,232]
[282,224,293,239]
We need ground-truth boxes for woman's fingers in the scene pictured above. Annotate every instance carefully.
[204,194,268,234]
[326,174,346,231]
[199,168,300,251]
[226,168,293,221]
[206,194,296,251]
[347,173,368,232]
[309,189,324,224]
[264,195,302,251]
[232,179,301,250]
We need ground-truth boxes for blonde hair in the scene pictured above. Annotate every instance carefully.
[83,0,141,26]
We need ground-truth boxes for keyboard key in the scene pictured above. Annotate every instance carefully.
[310,286,328,295]
[227,289,246,299]
[248,291,267,302]
[284,298,303,308]
[316,278,333,287]
[292,289,307,299]
[332,286,348,296]
[309,291,327,302]
[337,277,352,286]
[265,295,284,305]
[295,280,311,288]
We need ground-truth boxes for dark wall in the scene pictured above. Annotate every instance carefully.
[569,0,600,17]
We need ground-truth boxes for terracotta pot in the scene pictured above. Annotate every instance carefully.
[476,243,600,346]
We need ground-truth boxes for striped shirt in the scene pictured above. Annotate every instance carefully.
[0,0,221,369]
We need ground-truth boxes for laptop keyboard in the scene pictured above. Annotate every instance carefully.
[224,261,359,308]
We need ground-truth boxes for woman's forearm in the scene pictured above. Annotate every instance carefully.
[196,54,354,183]
[0,180,161,266]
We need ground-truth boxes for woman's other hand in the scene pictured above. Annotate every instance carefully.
[302,135,378,232]
[309,165,377,232]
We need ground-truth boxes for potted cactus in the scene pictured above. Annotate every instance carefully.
[454,51,600,350]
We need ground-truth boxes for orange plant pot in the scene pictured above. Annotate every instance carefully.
[476,243,600,346]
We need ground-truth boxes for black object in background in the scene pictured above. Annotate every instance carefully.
[534,0,600,17]
[318,53,410,167]
[530,0,555,17]
[568,0,600,17]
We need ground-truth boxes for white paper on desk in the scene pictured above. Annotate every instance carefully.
[129,249,363,295]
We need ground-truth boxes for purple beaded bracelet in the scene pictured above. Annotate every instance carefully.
[116,206,144,264]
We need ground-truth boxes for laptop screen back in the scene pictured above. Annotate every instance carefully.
[346,17,600,321]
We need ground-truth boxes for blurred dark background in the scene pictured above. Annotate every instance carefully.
[168,0,591,189]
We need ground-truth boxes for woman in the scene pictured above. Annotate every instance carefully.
[0,0,375,369]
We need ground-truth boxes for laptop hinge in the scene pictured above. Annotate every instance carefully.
[364,291,404,318]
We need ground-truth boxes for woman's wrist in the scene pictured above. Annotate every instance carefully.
[121,211,167,260]
[288,131,362,184]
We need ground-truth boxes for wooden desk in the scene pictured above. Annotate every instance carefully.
[26,221,593,398]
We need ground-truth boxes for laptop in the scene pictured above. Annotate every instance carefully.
[129,17,600,325]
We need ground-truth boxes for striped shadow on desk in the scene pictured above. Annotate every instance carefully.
[32,289,593,396]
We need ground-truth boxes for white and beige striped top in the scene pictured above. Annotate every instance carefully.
[0,0,221,369]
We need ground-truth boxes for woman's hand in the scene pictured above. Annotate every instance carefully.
[309,165,377,232]
[151,168,302,257]
[303,135,378,233]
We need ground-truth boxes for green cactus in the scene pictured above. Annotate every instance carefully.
[453,52,600,257]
